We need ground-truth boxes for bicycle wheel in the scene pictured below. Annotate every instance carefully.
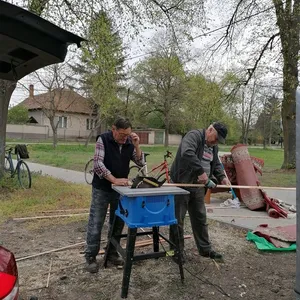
[4,156,13,176]
[17,161,32,189]
[156,171,167,182]
[85,158,94,185]
[128,165,142,181]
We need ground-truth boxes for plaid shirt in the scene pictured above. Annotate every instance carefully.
[93,136,144,179]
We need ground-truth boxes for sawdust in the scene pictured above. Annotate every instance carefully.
[0,216,295,300]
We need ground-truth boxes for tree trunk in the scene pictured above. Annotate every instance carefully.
[262,115,267,149]
[280,43,298,169]
[269,117,273,146]
[295,88,300,300]
[164,108,170,147]
[53,128,58,149]
[0,80,16,179]
[274,0,300,169]
[49,119,58,149]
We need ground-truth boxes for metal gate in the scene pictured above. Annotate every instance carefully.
[154,131,164,144]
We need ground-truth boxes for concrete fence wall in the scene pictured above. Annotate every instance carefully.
[167,134,182,145]
[6,124,49,139]
[6,124,95,140]
[6,124,182,145]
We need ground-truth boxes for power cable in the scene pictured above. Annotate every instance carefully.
[158,236,231,298]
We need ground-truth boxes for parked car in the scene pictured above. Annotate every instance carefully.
[0,245,19,300]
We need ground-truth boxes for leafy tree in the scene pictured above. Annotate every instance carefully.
[7,105,28,124]
[183,74,224,129]
[0,0,206,177]
[255,95,282,147]
[72,11,127,140]
[213,0,300,168]
[132,50,186,146]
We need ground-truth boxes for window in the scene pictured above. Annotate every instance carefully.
[86,118,95,130]
[58,116,67,128]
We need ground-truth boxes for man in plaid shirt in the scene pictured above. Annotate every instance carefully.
[85,117,143,273]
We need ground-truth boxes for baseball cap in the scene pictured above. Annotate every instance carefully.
[212,122,227,144]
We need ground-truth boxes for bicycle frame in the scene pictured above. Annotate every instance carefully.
[137,151,171,182]
[148,160,170,182]
[4,146,32,189]
[5,148,18,176]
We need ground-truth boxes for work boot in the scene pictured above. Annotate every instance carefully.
[85,257,99,273]
[200,250,224,263]
[107,253,124,266]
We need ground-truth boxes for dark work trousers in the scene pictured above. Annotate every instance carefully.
[169,188,211,255]
[85,186,124,260]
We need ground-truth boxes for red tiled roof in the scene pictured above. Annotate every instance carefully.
[19,88,97,115]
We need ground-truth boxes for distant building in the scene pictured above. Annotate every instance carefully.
[18,85,98,139]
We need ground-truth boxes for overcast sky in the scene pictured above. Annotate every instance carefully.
[9,0,284,106]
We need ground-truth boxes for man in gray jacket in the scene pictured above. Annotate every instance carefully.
[169,122,230,263]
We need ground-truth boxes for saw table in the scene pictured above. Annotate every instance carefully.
[104,186,189,299]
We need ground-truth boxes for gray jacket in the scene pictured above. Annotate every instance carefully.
[170,129,225,184]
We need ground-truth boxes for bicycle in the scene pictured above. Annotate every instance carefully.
[4,145,32,189]
[84,158,94,185]
[129,150,173,183]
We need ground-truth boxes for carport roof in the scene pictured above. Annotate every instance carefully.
[0,1,85,81]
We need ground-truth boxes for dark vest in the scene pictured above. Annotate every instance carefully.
[92,131,134,191]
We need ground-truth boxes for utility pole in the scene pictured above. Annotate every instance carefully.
[295,88,300,300]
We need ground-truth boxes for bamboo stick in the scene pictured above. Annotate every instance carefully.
[13,213,88,221]
[208,215,273,218]
[16,242,85,261]
[16,235,192,262]
[46,258,53,288]
[163,183,296,191]
[41,208,89,214]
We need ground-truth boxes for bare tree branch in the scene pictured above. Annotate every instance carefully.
[244,32,280,86]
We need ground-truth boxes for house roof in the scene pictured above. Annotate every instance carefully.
[0,1,85,81]
[20,88,97,116]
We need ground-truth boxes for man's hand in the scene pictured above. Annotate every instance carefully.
[221,178,231,186]
[114,178,130,186]
[130,132,140,147]
[197,173,209,184]
[205,179,216,189]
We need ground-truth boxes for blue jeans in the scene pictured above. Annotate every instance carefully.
[85,187,124,259]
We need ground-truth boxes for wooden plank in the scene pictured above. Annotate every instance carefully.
[164,183,296,191]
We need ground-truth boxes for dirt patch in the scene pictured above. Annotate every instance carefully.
[0,216,295,300]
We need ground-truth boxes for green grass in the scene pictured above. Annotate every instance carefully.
[26,144,95,171]
[12,143,295,188]
[247,148,295,187]
[0,143,295,221]
[25,144,180,172]
[0,173,91,223]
